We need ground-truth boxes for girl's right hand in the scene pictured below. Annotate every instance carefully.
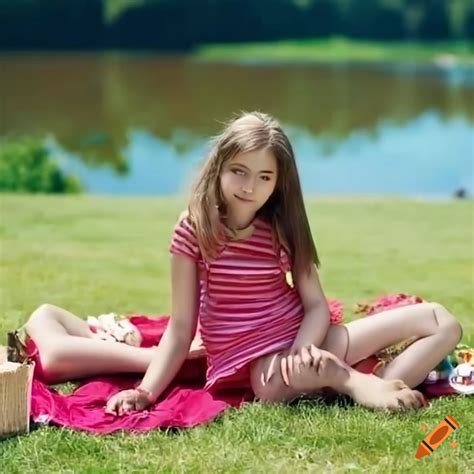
[280,344,327,386]
[188,332,206,359]
[105,389,152,416]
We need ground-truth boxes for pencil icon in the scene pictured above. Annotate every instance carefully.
[415,416,459,459]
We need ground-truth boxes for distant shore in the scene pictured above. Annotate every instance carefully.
[194,37,474,66]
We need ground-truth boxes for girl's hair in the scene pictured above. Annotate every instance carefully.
[188,111,320,276]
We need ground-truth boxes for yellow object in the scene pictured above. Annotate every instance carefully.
[455,349,474,366]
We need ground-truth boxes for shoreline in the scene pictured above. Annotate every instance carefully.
[194,37,474,67]
[1,38,473,67]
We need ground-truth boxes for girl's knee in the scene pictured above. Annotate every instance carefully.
[27,303,60,326]
[26,304,48,331]
[252,379,286,403]
[250,366,282,402]
[319,325,348,362]
[444,316,463,344]
[250,355,291,403]
[430,302,461,326]
[30,303,56,319]
[250,350,342,402]
[428,302,463,342]
[26,304,68,345]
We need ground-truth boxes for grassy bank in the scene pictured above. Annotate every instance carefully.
[195,37,474,65]
[0,194,473,472]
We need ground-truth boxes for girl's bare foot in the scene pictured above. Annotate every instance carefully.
[326,359,427,412]
[289,353,427,412]
[344,372,427,412]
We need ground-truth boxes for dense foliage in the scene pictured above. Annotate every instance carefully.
[0,137,82,193]
[0,0,473,51]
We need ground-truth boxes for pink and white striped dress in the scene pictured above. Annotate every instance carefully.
[169,214,304,390]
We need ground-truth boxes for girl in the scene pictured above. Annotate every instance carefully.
[24,112,463,415]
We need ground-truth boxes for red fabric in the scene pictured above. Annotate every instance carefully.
[30,315,254,434]
[31,377,247,434]
[29,295,458,434]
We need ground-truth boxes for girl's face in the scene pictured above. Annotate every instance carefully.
[220,148,278,217]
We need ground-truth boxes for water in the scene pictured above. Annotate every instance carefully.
[1,53,473,197]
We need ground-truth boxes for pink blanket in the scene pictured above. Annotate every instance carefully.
[29,295,459,434]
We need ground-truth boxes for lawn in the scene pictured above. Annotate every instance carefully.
[0,194,473,473]
[195,37,474,65]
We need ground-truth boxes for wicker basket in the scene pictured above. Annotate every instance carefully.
[0,361,34,439]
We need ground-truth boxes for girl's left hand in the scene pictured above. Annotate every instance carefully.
[280,344,324,386]
[105,389,152,416]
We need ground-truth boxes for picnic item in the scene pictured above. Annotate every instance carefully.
[87,312,142,347]
[451,345,473,366]
[424,357,454,384]
[448,362,474,395]
[0,360,35,438]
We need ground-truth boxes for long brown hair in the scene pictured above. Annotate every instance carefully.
[187,111,320,276]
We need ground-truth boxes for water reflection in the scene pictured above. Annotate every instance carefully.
[49,110,473,197]
[49,130,208,195]
[0,53,473,196]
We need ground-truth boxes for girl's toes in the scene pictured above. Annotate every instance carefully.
[384,391,409,412]
[403,389,425,410]
[387,398,404,412]
[414,391,428,409]
[416,392,428,408]
[391,379,409,390]
[385,379,406,392]
[407,392,420,409]
[405,392,419,410]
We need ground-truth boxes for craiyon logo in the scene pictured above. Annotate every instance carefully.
[448,363,474,395]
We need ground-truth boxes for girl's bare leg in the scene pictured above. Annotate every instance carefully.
[26,304,205,383]
[26,304,157,382]
[319,302,463,388]
[250,349,426,411]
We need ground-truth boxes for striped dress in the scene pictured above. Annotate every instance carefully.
[169,214,305,390]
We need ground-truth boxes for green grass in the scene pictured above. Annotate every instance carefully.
[1,194,473,473]
[195,37,474,65]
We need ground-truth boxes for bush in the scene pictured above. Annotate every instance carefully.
[0,136,82,193]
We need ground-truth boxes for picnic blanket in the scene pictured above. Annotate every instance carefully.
[29,294,460,434]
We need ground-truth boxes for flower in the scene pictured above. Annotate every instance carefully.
[327,299,344,325]
[354,293,425,316]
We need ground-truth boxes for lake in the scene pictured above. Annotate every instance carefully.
[1,53,473,197]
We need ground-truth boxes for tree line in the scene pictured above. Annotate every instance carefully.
[1,0,473,51]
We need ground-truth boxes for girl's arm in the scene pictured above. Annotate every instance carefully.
[278,264,331,387]
[138,253,199,398]
[290,263,330,350]
[106,253,199,414]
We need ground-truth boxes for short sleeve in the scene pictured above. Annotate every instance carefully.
[169,214,201,262]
